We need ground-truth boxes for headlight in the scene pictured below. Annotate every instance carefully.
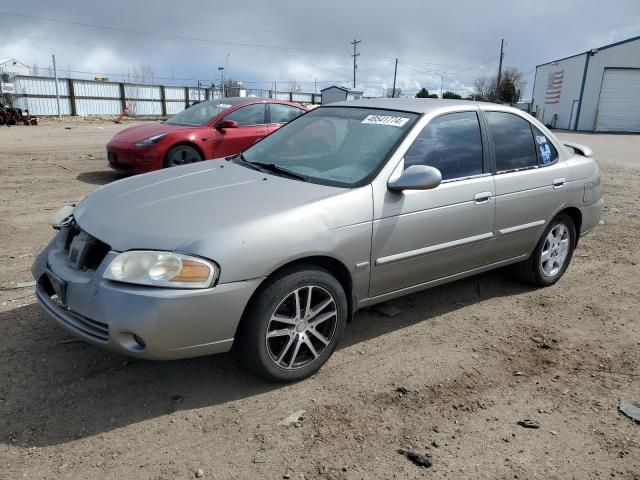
[104,251,218,289]
[134,133,166,147]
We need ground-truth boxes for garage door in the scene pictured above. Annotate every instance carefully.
[596,68,640,132]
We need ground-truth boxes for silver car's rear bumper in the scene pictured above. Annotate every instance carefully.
[579,198,604,237]
[32,232,263,360]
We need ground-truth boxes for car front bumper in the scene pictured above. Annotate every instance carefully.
[32,229,263,360]
[106,140,165,173]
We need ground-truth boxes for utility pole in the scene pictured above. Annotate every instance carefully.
[52,54,61,119]
[496,38,505,102]
[218,66,224,98]
[391,58,398,98]
[351,38,361,89]
[440,74,444,99]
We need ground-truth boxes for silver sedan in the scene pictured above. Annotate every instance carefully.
[33,99,603,382]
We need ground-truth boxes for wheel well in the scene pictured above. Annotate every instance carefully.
[558,207,582,246]
[261,256,354,321]
[164,142,205,164]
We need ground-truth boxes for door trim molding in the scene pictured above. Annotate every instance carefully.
[497,220,545,236]
[375,232,493,267]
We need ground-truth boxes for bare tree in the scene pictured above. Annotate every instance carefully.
[472,76,494,101]
[133,64,154,84]
[290,80,302,93]
[496,67,526,104]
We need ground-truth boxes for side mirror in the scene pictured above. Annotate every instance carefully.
[387,165,442,192]
[216,119,239,130]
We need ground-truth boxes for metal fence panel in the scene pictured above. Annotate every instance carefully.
[164,86,185,100]
[292,92,312,103]
[276,92,290,100]
[13,76,69,96]
[166,101,185,114]
[188,87,206,101]
[129,100,163,116]
[75,99,121,116]
[125,84,162,100]
[74,80,119,98]
[13,96,72,115]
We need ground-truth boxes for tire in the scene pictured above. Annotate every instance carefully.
[163,145,202,168]
[235,265,348,382]
[514,213,576,287]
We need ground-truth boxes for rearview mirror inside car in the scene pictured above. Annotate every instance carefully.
[387,165,442,192]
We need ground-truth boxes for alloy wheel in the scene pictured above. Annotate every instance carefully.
[540,223,570,277]
[265,285,338,370]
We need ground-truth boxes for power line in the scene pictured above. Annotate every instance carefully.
[0,11,333,54]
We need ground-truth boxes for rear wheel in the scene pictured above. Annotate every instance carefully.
[163,145,202,168]
[514,214,576,286]
[235,265,347,382]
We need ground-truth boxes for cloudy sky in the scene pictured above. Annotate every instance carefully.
[1,0,639,98]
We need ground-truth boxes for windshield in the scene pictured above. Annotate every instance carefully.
[241,107,419,187]
[165,100,233,126]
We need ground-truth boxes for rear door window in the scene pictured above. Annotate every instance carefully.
[270,104,304,124]
[224,104,266,126]
[485,111,538,172]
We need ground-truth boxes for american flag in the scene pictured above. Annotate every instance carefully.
[545,70,564,104]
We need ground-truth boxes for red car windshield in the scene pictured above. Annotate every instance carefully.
[166,100,233,126]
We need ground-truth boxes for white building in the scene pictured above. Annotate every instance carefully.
[0,58,30,78]
[320,85,364,104]
[532,35,640,132]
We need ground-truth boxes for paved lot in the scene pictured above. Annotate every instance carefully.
[0,120,638,479]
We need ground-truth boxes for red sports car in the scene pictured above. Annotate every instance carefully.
[106,97,307,173]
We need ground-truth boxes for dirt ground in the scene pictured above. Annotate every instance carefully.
[0,119,638,480]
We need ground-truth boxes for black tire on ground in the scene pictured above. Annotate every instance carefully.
[235,265,348,382]
[163,144,202,168]
[514,213,576,287]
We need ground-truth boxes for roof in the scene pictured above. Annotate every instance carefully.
[536,34,640,68]
[320,85,364,94]
[0,58,28,67]
[327,98,487,114]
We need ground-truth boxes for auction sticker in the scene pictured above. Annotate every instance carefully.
[361,115,409,127]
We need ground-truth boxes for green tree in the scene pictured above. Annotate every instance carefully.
[442,91,462,99]
[416,87,438,98]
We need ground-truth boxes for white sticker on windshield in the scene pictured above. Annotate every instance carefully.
[219,104,232,109]
[361,115,410,127]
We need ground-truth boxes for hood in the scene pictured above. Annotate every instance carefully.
[73,160,345,254]
[109,122,189,143]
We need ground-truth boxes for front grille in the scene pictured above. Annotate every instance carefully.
[107,151,117,164]
[64,224,110,270]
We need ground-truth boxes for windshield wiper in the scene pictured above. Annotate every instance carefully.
[248,162,308,182]
[232,154,307,182]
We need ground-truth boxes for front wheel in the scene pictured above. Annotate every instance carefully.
[235,265,348,382]
[163,145,202,168]
[514,214,576,286]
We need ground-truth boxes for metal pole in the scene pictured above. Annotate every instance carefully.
[496,38,504,101]
[52,54,61,118]
[218,67,224,98]
[391,59,398,98]
[351,38,361,89]
[440,75,444,99]
[197,80,201,101]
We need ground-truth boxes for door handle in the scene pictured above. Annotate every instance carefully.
[473,192,493,204]
[552,177,566,189]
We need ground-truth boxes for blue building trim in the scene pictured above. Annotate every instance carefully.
[536,34,640,68]
[573,53,591,131]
